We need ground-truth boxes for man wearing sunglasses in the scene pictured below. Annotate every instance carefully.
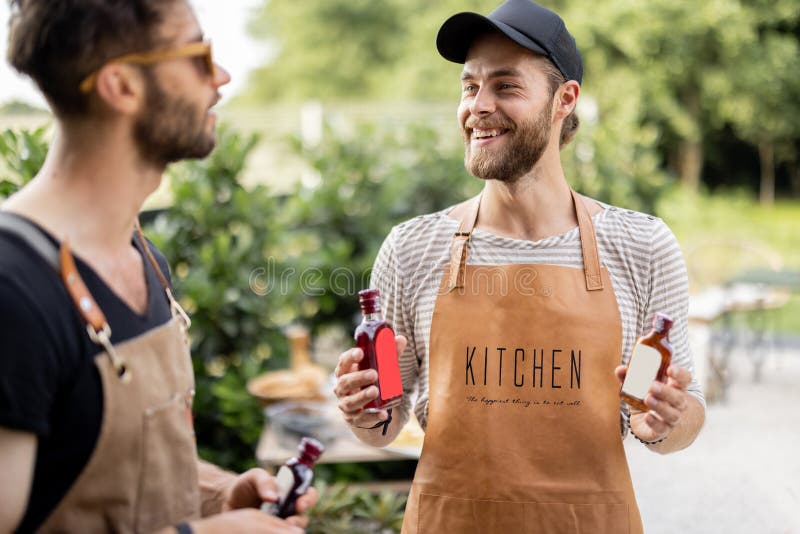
[0,1,313,533]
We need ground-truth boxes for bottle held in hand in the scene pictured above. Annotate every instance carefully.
[354,289,404,413]
[262,437,324,518]
[620,313,673,411]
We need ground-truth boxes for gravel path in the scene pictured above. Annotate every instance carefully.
[626,345,800,533]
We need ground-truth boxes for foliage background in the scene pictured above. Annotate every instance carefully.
[2,1,799,530]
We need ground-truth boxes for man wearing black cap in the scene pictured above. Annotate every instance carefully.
[333,1,706,532]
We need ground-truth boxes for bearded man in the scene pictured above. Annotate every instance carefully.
[0,1,314,532]
[332,1,706,532]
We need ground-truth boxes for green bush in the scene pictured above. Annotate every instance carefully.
[282,122,481,334]
[307,482,406,534]
[0,126,48,196]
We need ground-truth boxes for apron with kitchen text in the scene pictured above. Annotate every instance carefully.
[402,190,643,534]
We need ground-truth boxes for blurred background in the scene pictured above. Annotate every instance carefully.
[2,0,799,532]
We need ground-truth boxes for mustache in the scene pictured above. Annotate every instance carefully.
[463,117,515,131]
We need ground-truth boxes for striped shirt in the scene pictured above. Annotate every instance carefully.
[370,199,705,435]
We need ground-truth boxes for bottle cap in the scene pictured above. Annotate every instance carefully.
[358,288,381,314]
[298,437,324,462]
[652,313,674,334]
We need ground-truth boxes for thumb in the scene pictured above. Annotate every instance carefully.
[395,334,408,354]
[248,469,279,503]
[614,365,627,384]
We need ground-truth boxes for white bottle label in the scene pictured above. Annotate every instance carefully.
[622,344,662,400]
[261,465,294,515]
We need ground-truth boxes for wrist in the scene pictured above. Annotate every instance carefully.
[625,413,668,446]
[351,408,393,435]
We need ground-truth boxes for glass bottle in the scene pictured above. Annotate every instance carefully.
[354,288,404,413]
[262,437,324,518]
[620,313,674,411]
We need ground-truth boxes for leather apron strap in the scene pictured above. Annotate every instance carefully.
[447,189,604,292]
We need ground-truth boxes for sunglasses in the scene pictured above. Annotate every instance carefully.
[79,40,215,93]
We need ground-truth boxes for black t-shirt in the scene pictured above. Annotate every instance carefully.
[0,216,173,533]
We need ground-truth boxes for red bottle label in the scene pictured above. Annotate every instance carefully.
[375,328,403,400]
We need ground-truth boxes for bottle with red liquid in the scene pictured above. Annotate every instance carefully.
[262,437,324,518]
[354,289,404,413]
[620,313,674,411]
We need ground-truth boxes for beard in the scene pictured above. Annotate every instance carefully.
[463,99,553,183]
[134,72,217,167]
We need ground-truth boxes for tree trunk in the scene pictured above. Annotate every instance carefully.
[789,159,800,198]
[677,139,703,190]
[758,141,775,206]
[676,86,703,190]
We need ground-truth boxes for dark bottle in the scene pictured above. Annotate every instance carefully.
[354,289,404,413]
[262,437,324,518]
[620,313,674,411]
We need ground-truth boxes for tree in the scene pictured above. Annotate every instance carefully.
[241,0,800,200]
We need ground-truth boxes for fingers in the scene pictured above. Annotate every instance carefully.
[295,486,318,513]
[640,374,690,437]
[337,386,381,425]
[283,486,317,528]
[334,348,364,379]
[250,469,279,503]
[226,469,279,510]
[666,364,691,390]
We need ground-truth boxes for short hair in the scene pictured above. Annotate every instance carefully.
[7,0,179,117]
[539,57,580,148]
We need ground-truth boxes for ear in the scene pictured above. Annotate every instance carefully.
[553,80,580,121]
[93,63,147,115]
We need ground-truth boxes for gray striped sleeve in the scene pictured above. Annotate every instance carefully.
[369,227,418,433]
[642,219,705,405]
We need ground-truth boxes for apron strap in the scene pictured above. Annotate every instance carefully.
[134,219,192,330]
[446,189,604,292]
[447,193,482,292]
[571,189,604,291]
[0,211,131,381]
[0,211,60,270]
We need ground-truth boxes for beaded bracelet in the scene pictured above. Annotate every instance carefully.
[625,413,668,445]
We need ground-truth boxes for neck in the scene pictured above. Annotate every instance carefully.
[2,120,163,255]
[477,147,575,242]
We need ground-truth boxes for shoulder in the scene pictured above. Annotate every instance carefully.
[590,200,677,254]
[385,209,457,254]
[0,232,68,313]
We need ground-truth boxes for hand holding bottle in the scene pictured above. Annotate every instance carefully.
[333,336,407,428]
[223,467,317,524]
[615,363,694,444]
[334,289,407,428]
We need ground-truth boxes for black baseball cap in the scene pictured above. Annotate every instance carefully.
[436,0,583,84]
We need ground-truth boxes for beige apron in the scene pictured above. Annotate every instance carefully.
[37,230,202,533]
[402,190,643,534]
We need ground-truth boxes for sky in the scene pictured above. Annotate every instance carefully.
[0,0,266,107]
